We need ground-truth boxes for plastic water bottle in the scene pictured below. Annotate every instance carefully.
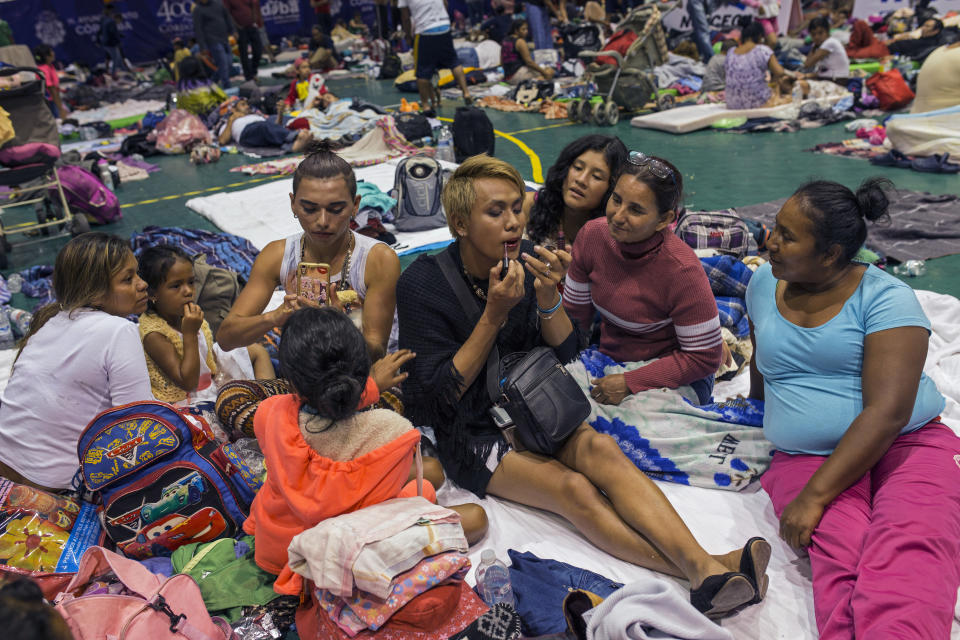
[435,126,455,164]
[5,273,23,294]
[475,550,516,608]
[5,307,32,338]
[0,310,14,349]
[98,160,114,192]
[108,163,120,190]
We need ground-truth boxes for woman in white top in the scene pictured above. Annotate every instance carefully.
[803,16,850,81]
[0,233,152,490]
[217,145,401,361]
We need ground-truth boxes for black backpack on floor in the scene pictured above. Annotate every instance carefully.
[378,51,402,79]
[395,112,432,145]
[452,106,495,163]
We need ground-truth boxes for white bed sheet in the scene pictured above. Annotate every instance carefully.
[184,158,539,257]
[438,289,960,639]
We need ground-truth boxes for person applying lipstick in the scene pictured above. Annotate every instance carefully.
[397,156,768,619]
[564,151,724,407]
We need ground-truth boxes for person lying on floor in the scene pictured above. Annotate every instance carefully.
[887,17,954,61]
[565,151,723,406]
[216,98,315,152]
[397,154,770,619]
[747,177,960,639]
[0,234,153,491]
[502,20,556,85]
[242,306,487,596]
[137,245,275,406]
[217,143,401,362]
[525,134,628,248]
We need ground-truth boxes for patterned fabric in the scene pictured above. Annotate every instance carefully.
[449,603,522,640]
[724,44,773,109]
[130,226,260,284]
[569,348,772,490]
[139,311,218,404]
[700,255,754,338]
[215,378,295,439]
[317,551,470,634]
[17,265,55,306]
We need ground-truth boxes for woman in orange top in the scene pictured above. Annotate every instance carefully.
[244,307,487,595]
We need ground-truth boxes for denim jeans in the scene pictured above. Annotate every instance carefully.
[507,550,623,635]
[236,26,262,81]
[104,46,127,75]
[208,40,232,88]
[686,0,714,61]
[526,3,553,50]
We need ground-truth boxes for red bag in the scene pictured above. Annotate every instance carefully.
[865,69,915,111]
[596,30,638,66]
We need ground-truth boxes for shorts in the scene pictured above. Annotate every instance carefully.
[414,31,461,80]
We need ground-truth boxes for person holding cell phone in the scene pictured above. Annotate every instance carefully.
[397,155,769,619]
[217,143,401,362]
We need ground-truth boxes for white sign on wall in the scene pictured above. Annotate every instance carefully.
[853,0,960,18]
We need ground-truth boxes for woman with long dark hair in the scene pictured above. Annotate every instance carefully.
[526,134,628,247]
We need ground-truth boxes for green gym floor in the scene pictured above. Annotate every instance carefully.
[3,74,959,307]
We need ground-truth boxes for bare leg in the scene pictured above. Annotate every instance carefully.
[416,79,434,110]
[556,424,735,588]
[451,65,472,102]
[407,458,488,544]
[410,456,446,488]
[246,343,275,379]
[291,129,314,153]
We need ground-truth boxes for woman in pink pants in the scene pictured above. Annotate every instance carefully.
[746,177,960,639]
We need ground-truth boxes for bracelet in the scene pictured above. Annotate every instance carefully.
[537,293,563,317]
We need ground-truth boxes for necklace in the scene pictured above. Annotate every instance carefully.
[461,263,487,301]
[301,232,355,290]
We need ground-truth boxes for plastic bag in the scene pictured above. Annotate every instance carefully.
[0,479,102,598]
[865,69,915,111]
[147,108,212,155]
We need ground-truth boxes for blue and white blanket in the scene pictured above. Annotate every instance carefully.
[568,348,773,491]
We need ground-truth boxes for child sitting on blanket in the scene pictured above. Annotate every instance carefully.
[242,307,487,595]
[138,246,275,406]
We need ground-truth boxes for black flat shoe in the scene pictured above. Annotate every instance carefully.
[690,572,755,619]
[739,536,771,604]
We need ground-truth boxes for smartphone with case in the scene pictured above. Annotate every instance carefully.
[297,262,330,304]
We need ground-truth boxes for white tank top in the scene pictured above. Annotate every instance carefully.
[279,230,399,351]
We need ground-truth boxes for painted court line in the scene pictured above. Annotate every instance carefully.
[119,173,289,210]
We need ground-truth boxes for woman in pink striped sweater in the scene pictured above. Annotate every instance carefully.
[564,151,724,405]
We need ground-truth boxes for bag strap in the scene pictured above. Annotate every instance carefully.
[435,249,501,405]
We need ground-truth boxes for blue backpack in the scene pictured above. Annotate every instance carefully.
[77,402,253,560]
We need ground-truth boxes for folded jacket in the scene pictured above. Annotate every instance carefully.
[318,551,470,635]
[287,497,463,598]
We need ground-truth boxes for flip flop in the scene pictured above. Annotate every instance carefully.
[870,149,911,168]
[911,153,960,174]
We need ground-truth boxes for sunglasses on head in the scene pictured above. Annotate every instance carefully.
[628,151,676,184]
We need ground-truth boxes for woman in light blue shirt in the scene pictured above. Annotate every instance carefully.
[746,177,960,639]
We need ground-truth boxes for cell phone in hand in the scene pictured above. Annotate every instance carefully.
[297,262,330,304]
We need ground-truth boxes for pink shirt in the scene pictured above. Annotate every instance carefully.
[37,63,59,89]
[564,219,723,393]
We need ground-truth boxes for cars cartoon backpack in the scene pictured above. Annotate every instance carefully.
[77,401,253,560]
[391,155,446,232]
[54,545,234,640]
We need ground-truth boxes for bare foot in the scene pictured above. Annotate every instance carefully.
[291,129,313,153]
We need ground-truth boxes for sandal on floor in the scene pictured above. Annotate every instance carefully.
[739,537,772,604]
[869,149,911,168]
[690,572,755,619]
[910,153,960,174]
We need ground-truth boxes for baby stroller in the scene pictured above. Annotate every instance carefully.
[0,47,87,269]
[569,3,674,126]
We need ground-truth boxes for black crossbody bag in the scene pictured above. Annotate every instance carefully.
[436,250,590,456]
